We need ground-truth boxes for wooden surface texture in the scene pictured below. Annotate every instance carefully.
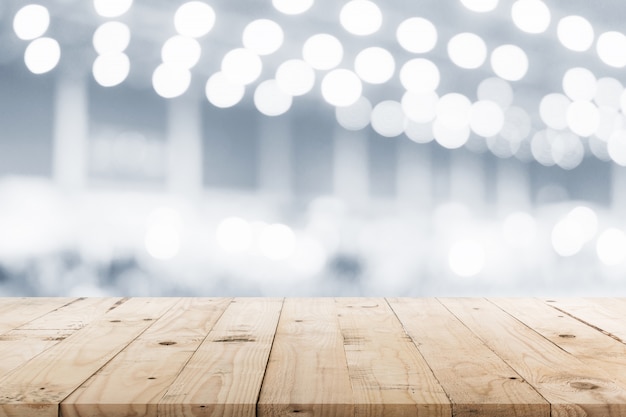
[0,298,625,416]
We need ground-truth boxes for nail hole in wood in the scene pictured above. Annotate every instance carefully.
[159,341,177,346]
[148,377,156,380]
[39,387,45,390]
[509,377,517,380]
[143,318,153,321]
[295,320,303,322]
[109,320,121,323]
[559,334,576,338]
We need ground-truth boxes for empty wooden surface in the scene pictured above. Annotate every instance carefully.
[1,298,626,416]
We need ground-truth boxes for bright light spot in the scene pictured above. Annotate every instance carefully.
[449,239,485,277]
[161,35,201,69]
[144,207,182,260]
[174,1,216,38]
[595,77,623,108]
[597,228,626,266]
[205,71,245,108]
[530,129,556,166]
[340,0,382,36]
[259,223,296,260]
[254,80,293,117]
[551,131,584,170]
[93,22,131,56]
[288,235,327,276]
[447,33,487,69]
[477,77,513,109]
[568,206,598,242]
[433,119,470,149]
[13,4,49,40]
[371,100,405,137]
[595,107,621,141]
[598,32,626,68]
[557,16,594,52]
[24,37,60,74]
[243,19,284,56]
[436,93,471,130]
[566,101,599,137]
[272,0,314,14]
[539,93,570,129]
[321,69,362,107]
[402,90,438,123]
[460,0,498,12]
[152,63,191,98]
[470,100,504,137]
[618,89,626,115]
[92,53,130,87]
[490,45,528,81]
[276,59,315,96]
[511,0,550,34]
[336,96,372,130]
[589,136,611,161]
[396,17,437,53]
[216,217,252,253]
[400,58,440,92]
[551,217,585,257]
[93,0,133,18]
[302,34,343,70]
[608,130,626,166]
[221,48,262,85]
[500,106,531,142]
[354,47,395,84]
[405,121,433,143]
[502,212,536,248]
[562,67,596,101]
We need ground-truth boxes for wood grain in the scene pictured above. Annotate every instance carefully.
[258,298,354,417]
[388,298,548,417]
[441,297,626,417]
[545,298,626,341]
[0,298,75,335]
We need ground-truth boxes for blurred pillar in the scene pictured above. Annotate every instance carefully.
[495,158,531,214]
[612,164,626,211]
[449,149,485,209]
[167,94,203,196]
[258,115,292,199]
[333,127,368,204]
[53,71,88,189]
[396,139,432,210]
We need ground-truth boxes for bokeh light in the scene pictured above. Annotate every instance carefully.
[321,69,362,107]
[254,80,293,117]
[608,130,626,166]
[460,0,498,13]
[597,228,626,266]
[447,33,487,69]
[500,106,531,142]
[205,72,245,108]
[396,17,437,53]
[436,93,471,130]
[490,45,528,81]
[272,0,314,15]
[152,63,191,98]
[216,217,252,253]
[539,93,570,130]
[371,100,405,137]
[433,120,470,149]
[595,77,623,108]
[531,129,556,166]
[93,22,131,56]
[596,31,626,68]
[405,121,434,143]
[13,4,50,41]
[92,53,130,87]
[161,36,201,69]
[340,0,382,36]
[562,67,596,101]
[594,107,621,141]
[94,0,133,18]
[402,90,438,123]
[144,207,182,260]
[477,77,513,109]
[259,223,296,260]
[302,34,343,70]
[221,48,262,85]
[242,19,284,56]
[470,100,504,137]
[448,239,485,277]
[335,96,372,130]
[354,47,395,84]
[511,0,551,34]
[566,100,599,137]
[551,217,585,257]
[24,37,61,75]
[568,206,598,242]
[400,58,440,92]
[551,131,584,170]
[557,16,594,52]
[276,59,315,96]
[502,211,537,248]
[174,1,216,38]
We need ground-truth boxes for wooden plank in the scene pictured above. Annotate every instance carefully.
[0,297,179,417]
[441,298,626,417]
[388,298,548,417]
[0,297,76,334]
[335,298,450,417]
[258,298,354,417]
[61,298,232,417]
[0,297,123,380]
[159,298,283,417]
[544,298,626,342]
[492,298,626,392]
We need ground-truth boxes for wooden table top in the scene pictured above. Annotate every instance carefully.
[0,297,625,417]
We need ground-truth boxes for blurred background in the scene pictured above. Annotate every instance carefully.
[1,0,626,297]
